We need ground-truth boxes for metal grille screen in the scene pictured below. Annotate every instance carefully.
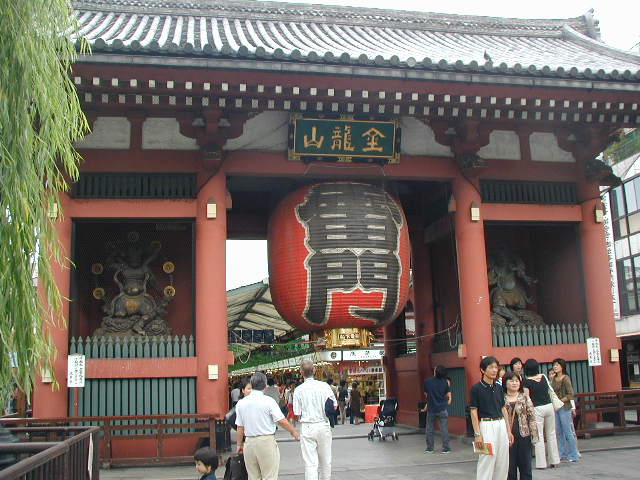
[71,173,197,199]
[481,180,577,204]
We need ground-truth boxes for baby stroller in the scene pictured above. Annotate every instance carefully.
[368,398,399,442]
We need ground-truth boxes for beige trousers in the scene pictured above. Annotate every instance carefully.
[476,418,509,480]
[244,435,280,480]
[533,403,560,468]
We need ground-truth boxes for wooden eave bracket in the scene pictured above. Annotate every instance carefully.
[430,119,491,176]
[556,127,622,187]
[176,109,249,172]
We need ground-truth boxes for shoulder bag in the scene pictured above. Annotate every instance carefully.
[224,455,248,480]
[544,375,565,411]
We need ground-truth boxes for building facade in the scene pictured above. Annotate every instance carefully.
[605,130,640,388]
[33,0,640,448]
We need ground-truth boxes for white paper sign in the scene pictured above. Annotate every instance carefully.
[347,365,383,375]
[316,350,342,362]
[586,337,602,366]
[342,349,383,361]
[67,354,86,388]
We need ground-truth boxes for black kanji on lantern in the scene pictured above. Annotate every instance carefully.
[296,183,403,325]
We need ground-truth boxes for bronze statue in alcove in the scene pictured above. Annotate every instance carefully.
[92,231,174,336]
[488,249,544,327]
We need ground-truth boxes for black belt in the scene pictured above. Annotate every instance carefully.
[480,417,503,421]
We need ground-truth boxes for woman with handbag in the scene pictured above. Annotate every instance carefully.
[504,371,538,480]
[522,359,560,470]
[550,358,580,462]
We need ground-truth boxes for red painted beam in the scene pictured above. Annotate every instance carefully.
[431,343,589,370]
[85,357,197,379]
[483,204,582,222]
[68,198,197,218]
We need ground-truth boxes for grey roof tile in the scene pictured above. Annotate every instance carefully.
[72,0,640,81]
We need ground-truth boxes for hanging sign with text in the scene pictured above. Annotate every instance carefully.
[67,354,86,388]
[586,337,602,366]
[341,349,384,361]
[288,116,400,164]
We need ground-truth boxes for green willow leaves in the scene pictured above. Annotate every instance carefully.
[0,0,88,404]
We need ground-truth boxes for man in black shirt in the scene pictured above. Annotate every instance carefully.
[422,365,452,453]
[469,356,513,480]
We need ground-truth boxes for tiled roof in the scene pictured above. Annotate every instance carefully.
[73,0,640,81]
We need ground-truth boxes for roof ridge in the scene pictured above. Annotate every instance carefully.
[72,0,588,36]
[562,26,640,66]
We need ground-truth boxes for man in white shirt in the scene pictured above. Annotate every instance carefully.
[236,372,299,480]
[293,360,337,480]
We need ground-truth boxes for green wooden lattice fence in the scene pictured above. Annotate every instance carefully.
[70,336,195,359]
[493,324,590,347]
[69,377,197,434]
[447,367,467,417]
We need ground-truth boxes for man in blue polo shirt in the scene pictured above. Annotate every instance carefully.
[422,365,452,453]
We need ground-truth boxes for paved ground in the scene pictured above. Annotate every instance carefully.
[101,424,640,480]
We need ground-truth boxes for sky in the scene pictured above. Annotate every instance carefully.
[226,0,640,290]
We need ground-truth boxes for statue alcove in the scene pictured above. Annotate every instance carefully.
[484,224,586,328]
[70,220,194,340]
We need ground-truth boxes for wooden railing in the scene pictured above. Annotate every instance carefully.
[574,390,640,437]
[493,323,590,347]
[70,335,195,358]
[0,426,100,480]
[1,414,227,467]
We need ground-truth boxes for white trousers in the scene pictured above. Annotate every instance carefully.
[300,422,333,480]
[244,435,280,480]
[476,419,509,480]
[533,403,560,468]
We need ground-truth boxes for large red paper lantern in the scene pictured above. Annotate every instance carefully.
[268,182,410,331]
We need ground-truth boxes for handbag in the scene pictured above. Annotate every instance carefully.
[224,455,248,480]
[225,407,237,430]
[544,375,565,411]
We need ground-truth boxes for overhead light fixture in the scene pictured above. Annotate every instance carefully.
[48,202,59,219]
[594,204,604,223]
[447,194,457,213]
[206,199,217,219]
[610,348,619,362]
[470,202,481,222]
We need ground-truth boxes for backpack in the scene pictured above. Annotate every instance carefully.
[338,386,347,401]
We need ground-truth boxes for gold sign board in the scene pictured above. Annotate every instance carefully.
[324,327,372,349]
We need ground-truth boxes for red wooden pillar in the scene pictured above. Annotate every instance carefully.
[33,194,72,418]
[412,236,434,386]
[195,172,229,416]
[452,177,493,390]
[382,323,398,398]
[578,184,622,392]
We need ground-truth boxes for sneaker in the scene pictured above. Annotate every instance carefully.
[424,449,435,453]
[441,449,451,454]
